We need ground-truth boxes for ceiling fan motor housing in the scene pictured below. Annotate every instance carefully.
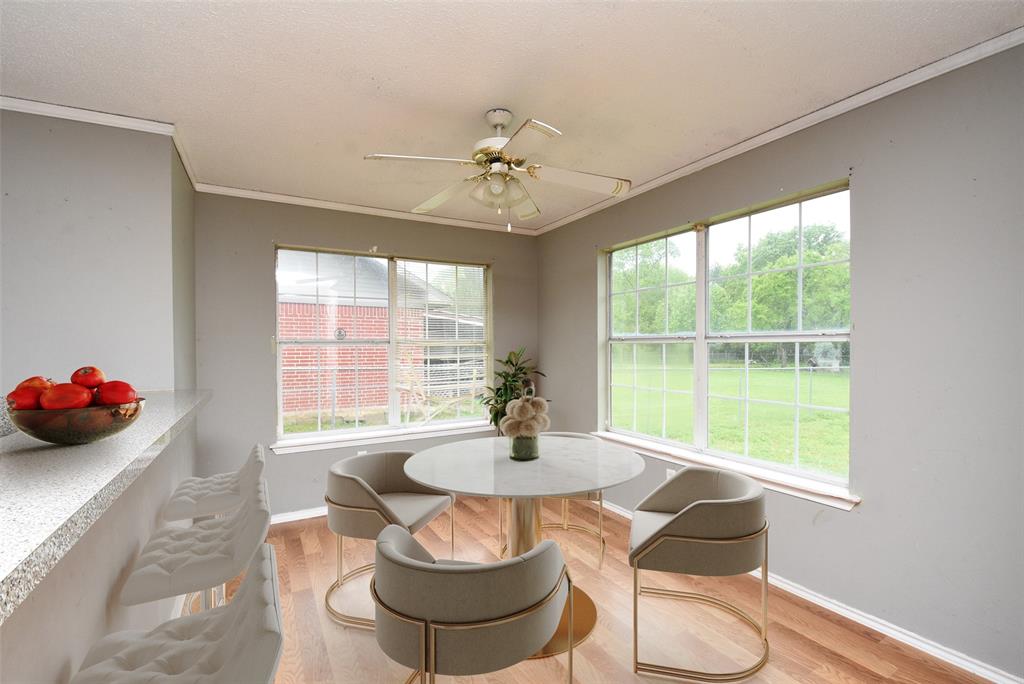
[473,136,511,164]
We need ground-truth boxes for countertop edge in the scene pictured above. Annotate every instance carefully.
[0,390,210,624]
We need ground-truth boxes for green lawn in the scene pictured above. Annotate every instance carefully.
[612,362,849,479]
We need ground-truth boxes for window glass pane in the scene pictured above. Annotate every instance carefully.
[611,246,637,293]
[665,392,694,445]
[799,408,849,479]
[455,265,486,341]
[802,262,850,330]
[708,343,745,398]
[610,386,635,431]
[751,269,797,332]
[708,216,748,278]
[748,403,795,465]
[396,260,427,341]
[426,263,457,303]
[709,277,748,333]
[637,239,667,289]
[638,288,667,335]
[665,343,693,391]
[635,344,664,390]
[802,191,850,264]
[799,342,850,409]
[667,283,696,334]
[748,342,795,402]
[667,232,697,284]
[750,204,799,273]
[709,397,745,455]
[636,390,664,438]
[610,343,634,385]
[356,384,389,427]
[611,293,637,335]
[280,344,323,434]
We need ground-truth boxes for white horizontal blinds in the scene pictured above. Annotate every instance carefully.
[608,187,851,484]
[395,259,488,426]
[608,232,698,445]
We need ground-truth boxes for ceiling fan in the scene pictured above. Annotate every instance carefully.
[365,108,632,231]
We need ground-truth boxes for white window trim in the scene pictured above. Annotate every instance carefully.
[605,185,851,486]
[271,420,494,454]
[593,430,860,511]
[275,248,492,441]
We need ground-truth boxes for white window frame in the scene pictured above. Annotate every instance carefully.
[605,183,851,486]
[274,247,492,444]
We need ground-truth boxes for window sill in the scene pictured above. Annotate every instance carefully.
[271,421,495,455]
[592,431,861,511]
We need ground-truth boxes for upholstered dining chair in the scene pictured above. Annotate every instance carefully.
[372,525,573,684]
[497,432,607,567]
[325,450,455,629]
[629,465,769,682]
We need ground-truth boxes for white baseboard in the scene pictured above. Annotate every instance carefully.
[600,500,1020,683]
[270,505,327,525]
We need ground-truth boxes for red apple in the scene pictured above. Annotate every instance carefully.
[71,366,106,389]
[39,383,93,410]
[6,386,43,410]
[16,376,55,392]
[94,381,137,406]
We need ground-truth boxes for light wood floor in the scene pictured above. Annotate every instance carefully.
[263,497,984,683]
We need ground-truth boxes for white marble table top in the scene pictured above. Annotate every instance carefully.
[405,435,645,498]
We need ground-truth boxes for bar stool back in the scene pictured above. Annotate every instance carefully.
[120,478,271,606]
[162,444,265,521]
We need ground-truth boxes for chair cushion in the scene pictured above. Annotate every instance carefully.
[628,510,673,559]
[380,492,452,534]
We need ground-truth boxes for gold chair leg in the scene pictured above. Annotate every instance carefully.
[561,498,569,529]
[324,534,375,629]
[567,574,575,683]
[540,495,607,568]
[632,533,770,682]
[450,499,456,560]
[597,492,605,569]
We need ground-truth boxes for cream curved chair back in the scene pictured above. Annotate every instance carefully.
[630,465,765,576]
[373,525,572,681]
[543,432,600,440]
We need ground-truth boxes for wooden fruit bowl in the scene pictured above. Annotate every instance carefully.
[9,399,145,445]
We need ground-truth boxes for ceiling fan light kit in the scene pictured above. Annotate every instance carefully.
[365,108,632,232]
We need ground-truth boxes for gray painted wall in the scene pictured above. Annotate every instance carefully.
[537,46,1024,675]
[0,111,178,390]
[171,149,196,390]
[194,194,538,512]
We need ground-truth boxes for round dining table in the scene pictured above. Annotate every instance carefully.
[404,434,645,656]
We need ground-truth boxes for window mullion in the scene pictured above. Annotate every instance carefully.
[694,227,709,450]
[387,259,400,427]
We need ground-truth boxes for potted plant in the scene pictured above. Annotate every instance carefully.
[481,347,545,429]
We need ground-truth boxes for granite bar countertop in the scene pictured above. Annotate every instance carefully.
[0,389,209,624]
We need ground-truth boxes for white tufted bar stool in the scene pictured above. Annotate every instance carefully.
[120,477,271,608]
[72,543,283,684]
[629,465,769,682]
[162,443,265,521]
[325,450,455,630]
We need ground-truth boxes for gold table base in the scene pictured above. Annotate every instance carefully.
[531,585,597,658]
[506,497,598,659]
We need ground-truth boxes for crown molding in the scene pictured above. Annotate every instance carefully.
[532,24,1024,235]
[194,183,538,235]
[0,95,175,136]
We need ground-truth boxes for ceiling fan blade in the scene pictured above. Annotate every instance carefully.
[499,119,562,162]
[525,165,631,196]
[365,153,477,166]
[508,177,540,221]
[411,178,476,214]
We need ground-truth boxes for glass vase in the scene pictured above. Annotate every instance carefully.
[510,436,539,461]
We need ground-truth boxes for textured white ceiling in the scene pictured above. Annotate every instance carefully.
[2,2,1022,232]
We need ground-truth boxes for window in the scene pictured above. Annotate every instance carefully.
[608,187,850,482]
[276,248,490,438]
